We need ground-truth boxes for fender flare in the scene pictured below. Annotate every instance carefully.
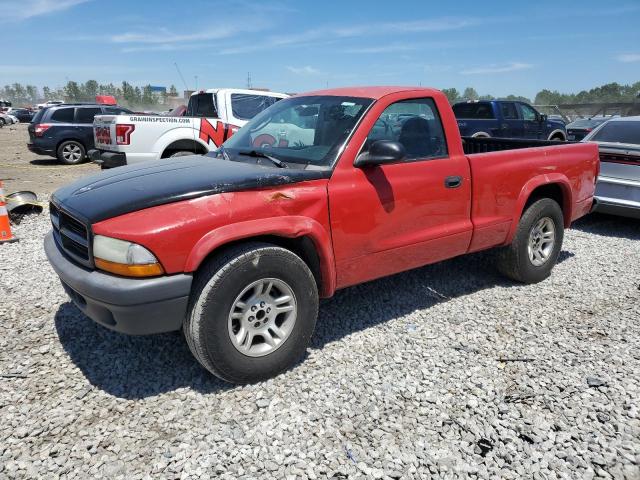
[547,129,566,141]
[184,216,337,297]
[505,173,573,244]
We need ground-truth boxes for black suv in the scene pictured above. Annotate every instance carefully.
[28,104,132,164]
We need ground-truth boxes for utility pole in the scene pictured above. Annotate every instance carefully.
[247,72,252,89]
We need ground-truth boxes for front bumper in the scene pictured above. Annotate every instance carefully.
[44,232,192,334]
[88,149,127,168]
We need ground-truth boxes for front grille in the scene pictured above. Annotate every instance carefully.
[50,202,92,266]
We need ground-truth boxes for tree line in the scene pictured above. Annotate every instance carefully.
[442,81,640,105]
[0,80,180,108]
[1,79,638,108]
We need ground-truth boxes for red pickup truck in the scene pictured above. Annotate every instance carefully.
[45,87,599,383]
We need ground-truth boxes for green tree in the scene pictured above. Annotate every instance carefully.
[462,87,479,101]
[64,81,82,102]
[441,88,460,104]
[168,84,178,96]
[25,85,38,103]
[121,81,136,106]
[141,84,155,106]
[82,80,99,101]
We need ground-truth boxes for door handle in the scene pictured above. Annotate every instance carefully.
[444,176,462,188]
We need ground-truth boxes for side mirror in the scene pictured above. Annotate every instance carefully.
[354,140,406,168]
[539,113,548,122]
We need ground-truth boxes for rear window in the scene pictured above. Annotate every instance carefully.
[31,109,46,123]
[75,108,102,124]
[104,107,132,115]
[186,93,217,118]
[50,108,74,123]
[453,103,495,119]
[231,94,281,121]
[591,121,640,145]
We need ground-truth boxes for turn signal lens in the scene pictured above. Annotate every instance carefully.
[94,258,164,277]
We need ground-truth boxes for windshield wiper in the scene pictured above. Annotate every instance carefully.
[237,150,288,168]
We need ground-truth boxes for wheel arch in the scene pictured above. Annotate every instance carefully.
[160,138,209,158]
[505,176,573,244]
[547,129,567,141]
[471,131,491,138]
[184,217,336,297]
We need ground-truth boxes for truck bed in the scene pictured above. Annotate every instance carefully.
[462,136,571,154]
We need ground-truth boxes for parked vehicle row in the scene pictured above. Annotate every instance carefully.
[45,86,599,384]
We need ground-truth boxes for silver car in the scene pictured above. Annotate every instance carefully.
[584,116,640,219]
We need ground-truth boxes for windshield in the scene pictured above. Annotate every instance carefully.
[221,95,373,167]
[591,121,640,145]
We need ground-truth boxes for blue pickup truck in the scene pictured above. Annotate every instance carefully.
[453,100,567,141]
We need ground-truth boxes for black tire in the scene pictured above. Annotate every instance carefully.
[497,198,564,284]
[184,242,319,384]
[56,140,86,165]
[170,151,196,158]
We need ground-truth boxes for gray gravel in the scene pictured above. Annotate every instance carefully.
[1,212,639,479]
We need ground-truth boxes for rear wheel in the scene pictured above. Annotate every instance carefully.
[57,141,86,165]
[497,198,564,283]
[184,242,319,384]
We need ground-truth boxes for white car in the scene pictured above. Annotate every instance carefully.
[0,112,15,126]
[91,88,288,167]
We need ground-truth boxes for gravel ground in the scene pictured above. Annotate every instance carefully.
[0,212,639,479]
[0,123,96,195]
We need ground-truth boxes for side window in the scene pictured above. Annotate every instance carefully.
[75,108,102,124]
[186,93,217,118]
[519,104,537,121]
[500,102,518,120]
[365,98,448,160]
[231,94,280,121]
[50,108,74,123]
[452,103,495,119]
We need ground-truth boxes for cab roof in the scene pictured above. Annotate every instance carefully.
[298,86,442,100]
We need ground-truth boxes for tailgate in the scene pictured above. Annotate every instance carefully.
[93,115,119,150]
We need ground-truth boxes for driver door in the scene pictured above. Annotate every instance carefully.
[328,95,473,289]
[519,103,543,139]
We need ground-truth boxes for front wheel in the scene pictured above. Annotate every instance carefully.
[497,198,564,283]
[184,242,319,384]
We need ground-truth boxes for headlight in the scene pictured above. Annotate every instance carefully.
[93,235,164,277]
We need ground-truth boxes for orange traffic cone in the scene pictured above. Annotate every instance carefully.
[0,181,18,243]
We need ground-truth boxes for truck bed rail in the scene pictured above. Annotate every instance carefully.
[462,136,569,155]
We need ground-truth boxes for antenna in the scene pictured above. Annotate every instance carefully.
[173,62,198,150]
[174,62,190,92]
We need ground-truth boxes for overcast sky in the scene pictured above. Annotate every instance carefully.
[1,0,639,98]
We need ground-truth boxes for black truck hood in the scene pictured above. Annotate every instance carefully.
[52,155,330,224]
